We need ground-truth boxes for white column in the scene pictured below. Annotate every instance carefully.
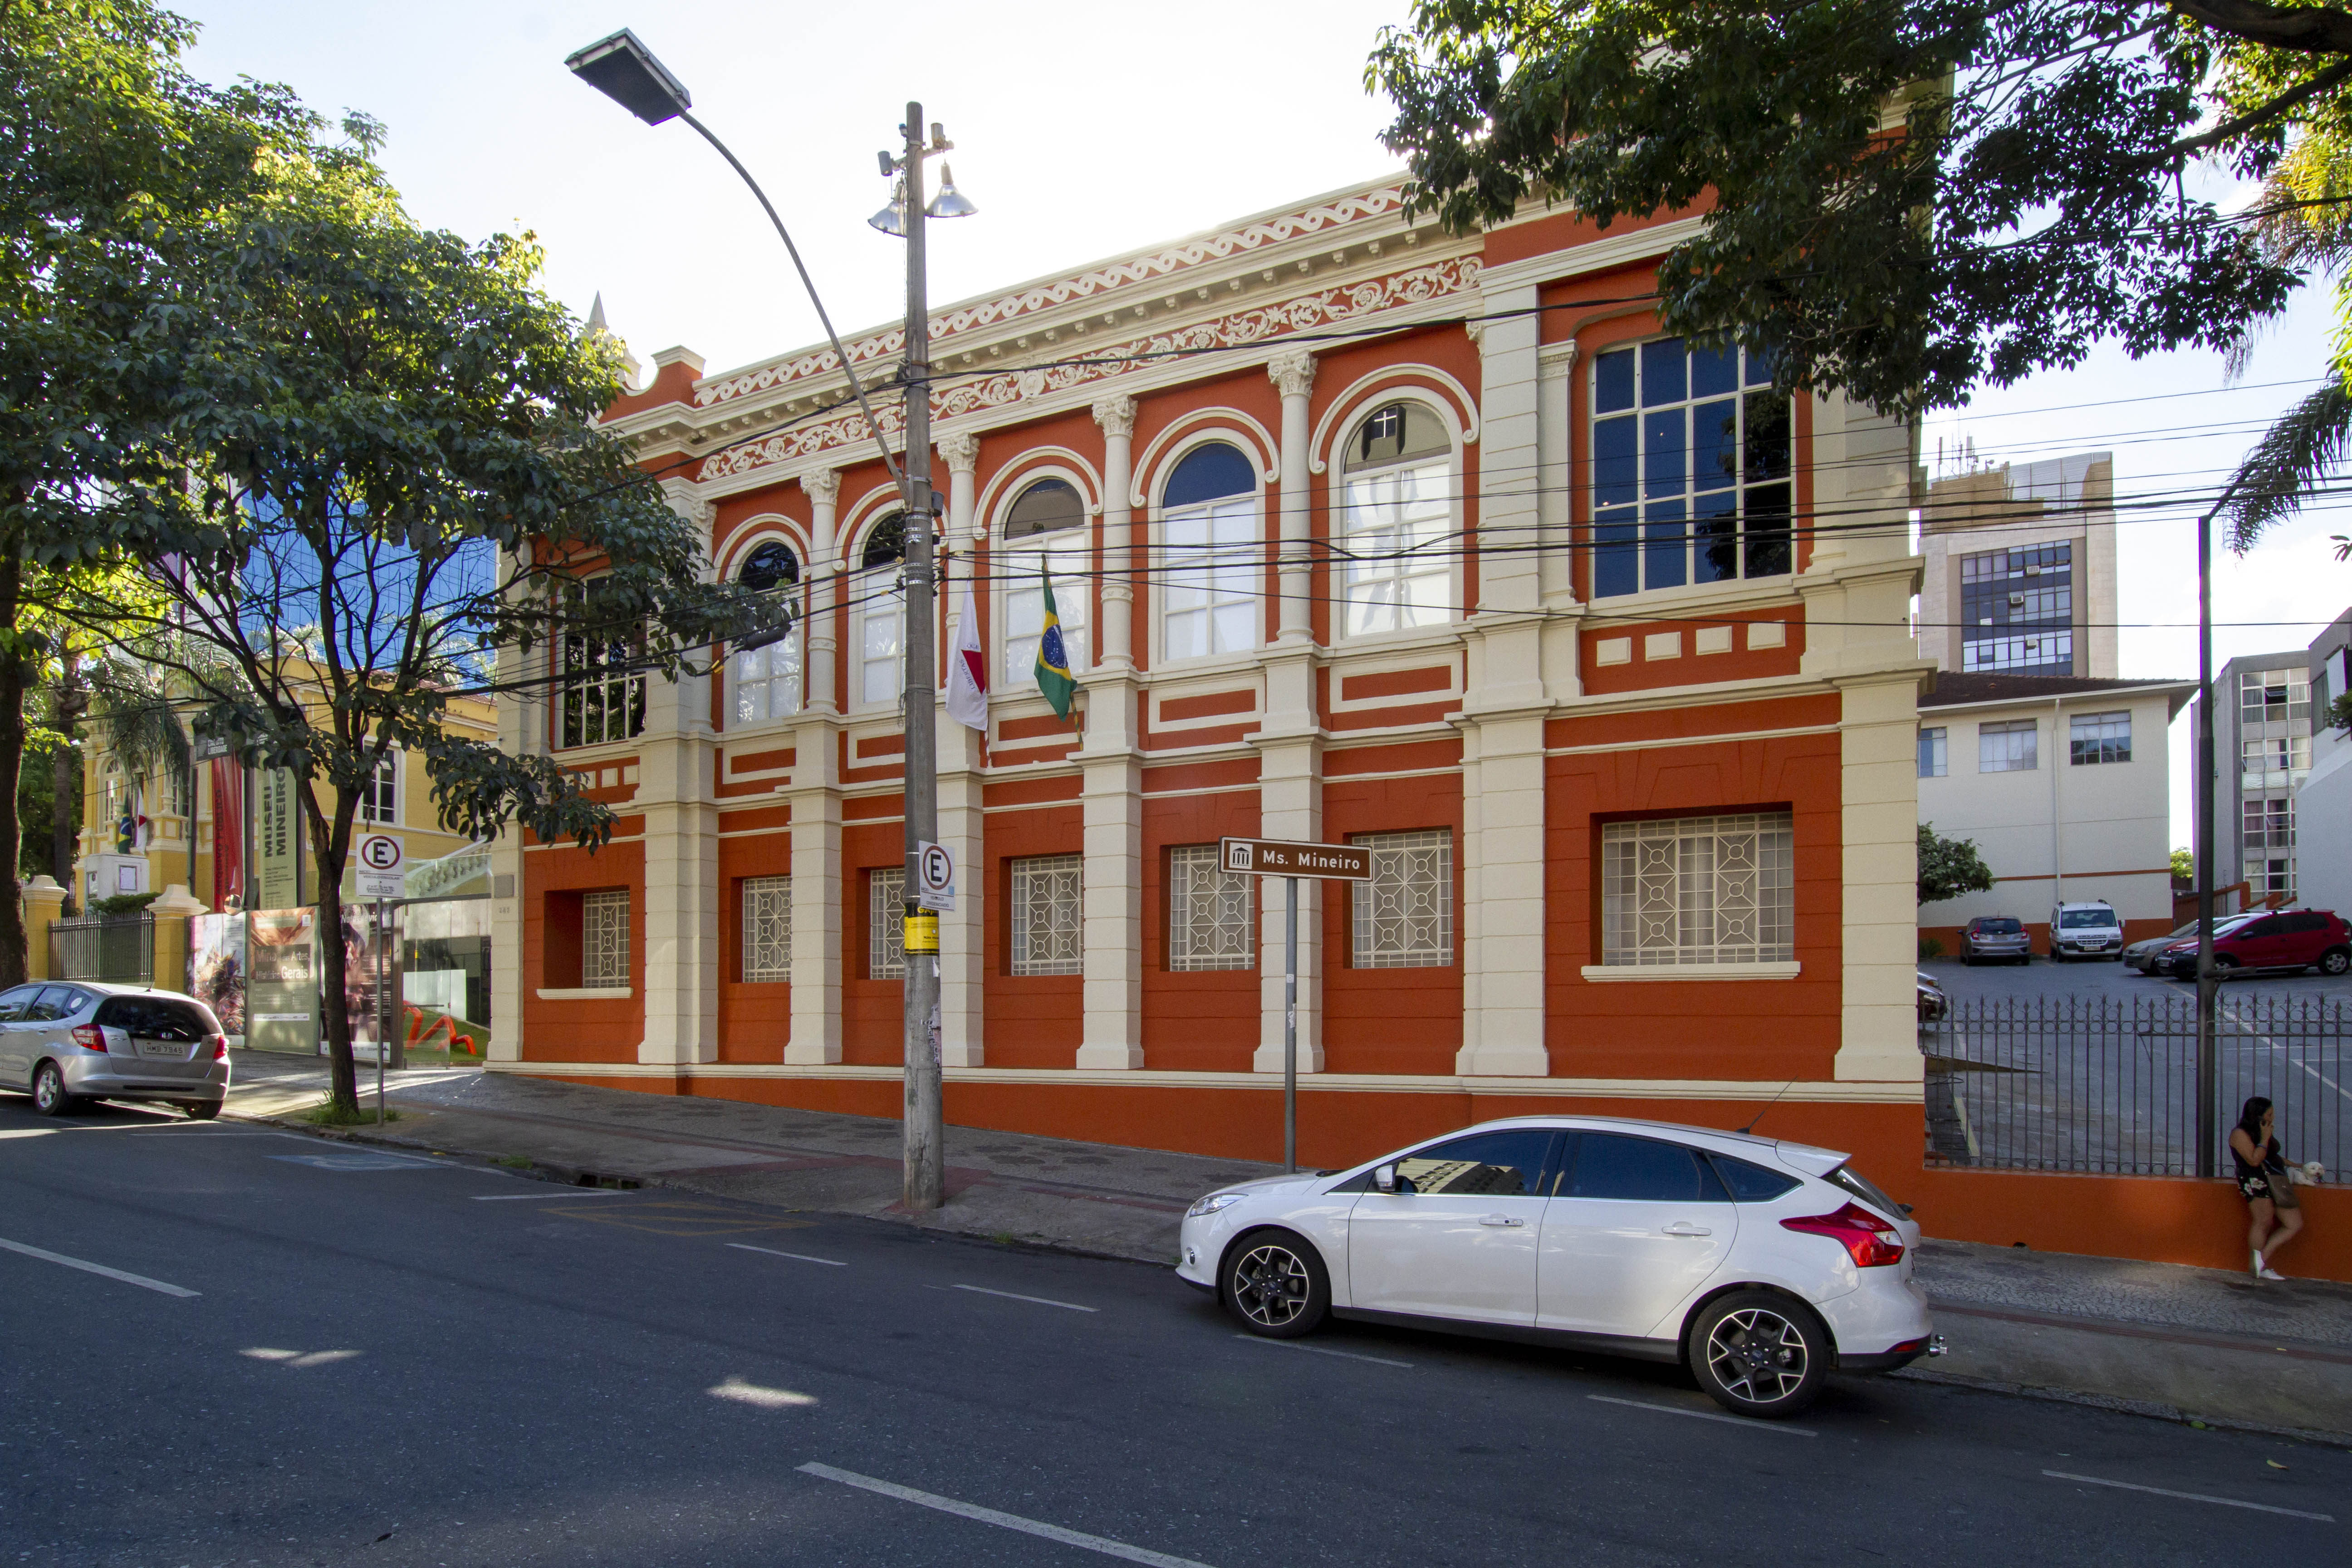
[1093,396,1137,670]
[936,430,985,1067]
[801,469,841,715]
[786,714,843,1066]
[638,481,720,1068]
[1269,351,1316,645]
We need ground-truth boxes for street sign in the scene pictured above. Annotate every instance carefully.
[916,840,956,912]
[354,833,405,899]
[1218,837,1372,881]
[191,732,230,761]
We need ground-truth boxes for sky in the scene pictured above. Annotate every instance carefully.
[178,1,2352,847]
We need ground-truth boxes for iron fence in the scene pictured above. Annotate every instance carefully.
[1921,996,2348,1182]
[47,914,154,984]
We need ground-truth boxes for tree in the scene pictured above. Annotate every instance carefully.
[0,0,310,983]
[2172,844,2196,883]
[1366,1,2352,419]
[45,139,767,1120]
[1919,822,1995,904]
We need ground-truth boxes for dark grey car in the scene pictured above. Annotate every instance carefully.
[0,982,230,1117]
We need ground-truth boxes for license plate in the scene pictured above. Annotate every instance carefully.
[135,1038,186,1059]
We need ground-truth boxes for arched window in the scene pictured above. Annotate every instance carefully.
[858,513,907,708]
[1000,478,1090,684]
[1338,401,1452,637]
[1159,441,1258,662]
[732,540,802,725]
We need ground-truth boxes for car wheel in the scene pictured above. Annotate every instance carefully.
[1689,1290,1830,1418]
[2322,947,2351,976]
[181,1100,221,1121]
[1220,1230,1329,1339]
[31,1061,76,1118]
[2215,955,2241,973]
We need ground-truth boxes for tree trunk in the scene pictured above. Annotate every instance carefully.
[52,644,82,909]
[0,552,28,990]
[307,779,359,1117]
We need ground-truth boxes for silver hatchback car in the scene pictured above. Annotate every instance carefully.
[0,981,230,1118]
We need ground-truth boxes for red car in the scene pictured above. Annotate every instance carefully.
[2156,909,2352,978]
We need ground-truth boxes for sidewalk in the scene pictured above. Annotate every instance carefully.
[226,1051,2352,1442]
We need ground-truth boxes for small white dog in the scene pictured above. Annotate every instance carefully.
[2286,1160,2326,1186]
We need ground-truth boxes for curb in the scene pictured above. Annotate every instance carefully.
[1889,1365,2352,1450]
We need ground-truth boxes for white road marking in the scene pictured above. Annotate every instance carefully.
[1587,1395,1817,1437]
[0,1236,200,1298]
[1231,1334,1412,1368]
[241,1348,361,1367]
[470,1189,632,1200]
[797,1462,1213,1568]
[2043,1470,2334,1521]
[267,1151,441,1171]
[709,1376,817,1409]
[729,1243,848,1267]
[947,1283,1097,1313]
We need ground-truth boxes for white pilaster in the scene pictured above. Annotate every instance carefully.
[1269,351,1316,645]
[637,482,720,1067]
[1253,730,1324,1073]
[1093,396,1137,670]
[801,469,841,715]
[936,430,986,1067]
[785,715,843,1064]
[489,544,539,1063]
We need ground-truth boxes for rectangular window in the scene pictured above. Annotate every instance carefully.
[1339,458,1452,636]
[733,636,802,726]
[867,867,906,980]
[1959,543,2075,675]
[2239,667,2311,727]
[2254,858,2295,900]
[1351,829,1454,968]
[1590,337,1791,599]
[2242,735,2312,779]
[357,753,398,824]
[1979,719,2038,773]
[581,889,631,988]
[1917,727,1947,779]
[1004,544,1091,684]
[2068,711,2131,765]
[1161,498,1258,662]
[861,589,904,709]
[1601,812,1794,966]
[1009,854,1083,976]
[1167,844,1254,971]
[742,875,791,983]
[2242,796,2293,853]
[560,578,647,748]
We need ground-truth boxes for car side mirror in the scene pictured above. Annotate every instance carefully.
[1373,1164,1397,1194]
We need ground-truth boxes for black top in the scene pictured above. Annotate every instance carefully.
[2231,1131,2281,1180]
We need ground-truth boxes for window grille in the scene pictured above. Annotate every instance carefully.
[867,867,906,980]
[1601,813,1793,966]
[2068,711,2131,766]
[1168,844,1254,971]
[1590,338,1792,598]
[358,753,398,824]
[1010,854,1083,976]
[742,875,791,982]
[1351,829,1453,968]
[1979,719,2038,773]
[1339,402,1453,637]
[582,890,631,988]
[1917,728,1947,779]
[560,579,647,749]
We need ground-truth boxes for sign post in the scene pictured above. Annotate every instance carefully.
[1218,838,1372,1171]
[354,833,405,1123]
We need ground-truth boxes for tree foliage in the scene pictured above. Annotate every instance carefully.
[1919,821,1996,904]
[1367,1,2352,418]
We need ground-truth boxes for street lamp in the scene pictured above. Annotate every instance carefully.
[567,32,977,1211]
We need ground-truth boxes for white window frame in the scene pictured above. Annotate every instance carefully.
[1351,828,1454,968]
[358,752,399,825]
[1917,727,1947,779]
[1153,440,1262,666]
[867,866,906,980]
[742,875,791,983]
[851,512,908,712]
[558,577,646,750]
[1979,719,2038,773]
[731,537,804,729]
[1600,812,1793,967]
[1337,401,1457,639]
[1009,854,1083,977]
[1167,843,1254,971]
[2068,710,2131,766]
[582,889,631,988]
[998,478,1092,685]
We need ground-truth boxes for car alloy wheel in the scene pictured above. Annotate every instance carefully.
[1691,1290,1828,1416]
[31,1062,72,1117]
[1222,1232,1328,1339]
[2323,947,2351,976]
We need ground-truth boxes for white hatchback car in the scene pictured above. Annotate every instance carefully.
[1177,1115,1938,1418]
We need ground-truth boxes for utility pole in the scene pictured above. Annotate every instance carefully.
[2192,471,2248,1180]
[895,104,945,1212]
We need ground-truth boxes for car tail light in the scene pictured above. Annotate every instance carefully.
[70,1024,108,1053]
[209,1034,229,1061]
[1781,1202,1905,1267]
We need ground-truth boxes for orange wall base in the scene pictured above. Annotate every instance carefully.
[522,1069,2352,1284]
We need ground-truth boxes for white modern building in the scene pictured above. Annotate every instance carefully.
[2190,648,2319,907]
[2294,612,2352,916]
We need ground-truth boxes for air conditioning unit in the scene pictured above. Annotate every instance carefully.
[2009,593,2025,608]
[2024,563,2041,577]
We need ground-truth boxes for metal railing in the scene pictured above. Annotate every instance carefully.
[47,914,155,984]
[1921,996,2348,1181]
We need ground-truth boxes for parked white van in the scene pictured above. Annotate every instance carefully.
[2050,900,2124,961]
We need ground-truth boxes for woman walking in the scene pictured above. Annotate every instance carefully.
[2230,1096,2304,1280]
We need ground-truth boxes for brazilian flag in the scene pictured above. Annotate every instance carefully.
[1034,570,1077,723]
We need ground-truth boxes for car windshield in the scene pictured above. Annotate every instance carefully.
[1975,919,2022,934]
[2058,910,2118,929]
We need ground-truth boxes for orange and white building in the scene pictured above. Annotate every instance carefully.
[489,178,1931,1175]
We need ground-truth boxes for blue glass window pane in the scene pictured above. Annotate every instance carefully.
[1643,501,1687,591]
[1593,415,1637,507]
[1643,409,1684,498]
[1595,508,1638,598]
[1690,343,1737,399]
[1744,483,1792,578]
[1693,399,1737,492]
[1164,442,1256,509]
[1744,392,1792,484]
[1744,345,1778,388]
[1641,338,1686,406]
[1694,491,1738,584]
[1595,348,1635,415]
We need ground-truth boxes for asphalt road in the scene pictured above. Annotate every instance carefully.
[1,1097,2345,1568]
